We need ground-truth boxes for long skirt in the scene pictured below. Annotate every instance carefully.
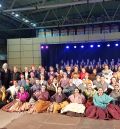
[34,100,51,113]
[47,101,69,113]
[61,103,85,115]
[2,100,17,112]
[2,100,29,112]
[10,101,30,112]
[85,104,120,120]
[52,101,69,113]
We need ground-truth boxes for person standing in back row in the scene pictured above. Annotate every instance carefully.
[1,63,11,89]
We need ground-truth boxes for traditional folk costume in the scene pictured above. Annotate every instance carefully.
[83,89,97,108]
[86,93,120,120]
[31,90,50,113]
[110,89,120,106]
[49,93,68,113]
[2,91,29,112]
[0,90,6,108]
[61,93,86,116]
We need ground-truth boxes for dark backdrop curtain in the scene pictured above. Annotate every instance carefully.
[41,42,120,69]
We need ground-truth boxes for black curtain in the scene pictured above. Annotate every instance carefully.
[41,42,120,69]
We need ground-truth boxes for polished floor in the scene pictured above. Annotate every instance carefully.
[0,110,120,129]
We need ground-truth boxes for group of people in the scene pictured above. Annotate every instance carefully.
[0,62,120,120]
[58,58,120,73]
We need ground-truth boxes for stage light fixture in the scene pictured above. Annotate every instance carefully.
[90,45,93,48]
[25,19,29,23]
[66,46,69,49]
[97,45,101,47]
[81,45,84,48]
[107,44,110,47]
[41,46,44,49]
[15,14,19,17]
[74,46,77,48]
[46,46,48,49]
[115,43,119,47]
[32,23,37,27]
[11,12,15,15]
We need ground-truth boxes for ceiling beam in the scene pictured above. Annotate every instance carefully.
[2,13,32,28]
[0,20,119,31]
[9,0,17,9]
[2,0,111,13]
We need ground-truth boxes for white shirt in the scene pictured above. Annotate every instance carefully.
[72,78,82,87]
[7,85,20,96]
[25,72,28,79]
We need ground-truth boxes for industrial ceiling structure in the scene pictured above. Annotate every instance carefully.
[0,0,120,38]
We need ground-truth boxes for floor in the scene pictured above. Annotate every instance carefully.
[0,110,120,129]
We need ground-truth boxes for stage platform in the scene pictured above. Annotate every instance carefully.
[0,110,120,129]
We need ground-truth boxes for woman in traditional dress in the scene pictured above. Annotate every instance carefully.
[86,87,120,120]
[47,75,54,86]
[82,73,92,87]
[47,77,59,97]
[83,83,96,108]
[2,80,20,111]
[110,84,120,106]
[3,86,29,112]
[48,86,68,113]
[0,86,6,108]
[61,87,86,117]
[28,85,50,113]
[102,64,113,84]
[106,77,119,95]
[59,72,70,96]
[89,68,97,81]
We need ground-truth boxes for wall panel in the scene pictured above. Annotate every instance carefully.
[21,51,33,57]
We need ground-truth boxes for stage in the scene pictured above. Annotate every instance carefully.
[0,110,120,129]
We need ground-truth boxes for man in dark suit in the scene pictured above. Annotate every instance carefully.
[11,66,20,82]
[23,66,30,79]
[1,63,11,89]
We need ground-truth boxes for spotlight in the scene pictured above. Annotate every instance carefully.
[25,19,29,23]
[115,43,119,47]
[66,46,69,49]
[46,46,48,49]
[41,46,44,49]
[74,46,77,48]
[81,45,84,48]
[97,45,101,47]
[22,18,26,21]
[11,12,15,15]
[32,23,37,27]
[107,44,110,47]
[15,14,19,17]
[90,45,94,48]
[0,4,2,8]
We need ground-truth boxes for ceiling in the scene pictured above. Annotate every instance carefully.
[0,0,120,38]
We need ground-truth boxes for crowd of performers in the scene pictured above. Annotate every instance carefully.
[0,62,120,120]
